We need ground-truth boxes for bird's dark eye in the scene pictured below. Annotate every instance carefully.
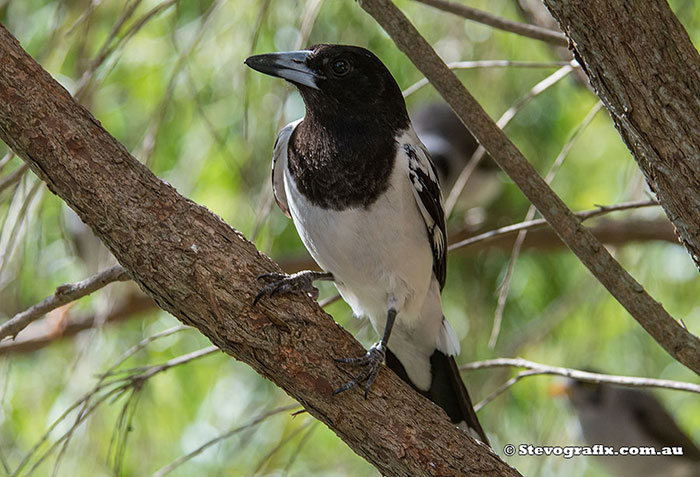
[331,58,351,77]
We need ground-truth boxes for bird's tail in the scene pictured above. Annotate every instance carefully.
[386,348,489,446]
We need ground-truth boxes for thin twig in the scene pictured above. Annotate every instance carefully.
[65,0,103,36]
[250,420,313,476]
[242,0,273,141]
[13,342,215,476]
[0,293,156,356]
[0,152,14,172]
[101,325,190,377]
[0,265,129,340]
[18,383,129,477]
[0,179,43,279]
[474,370,539,412]
[135,0,223,166]
[444,64,574,217]
[102,346,219,380]
[403,60,574,97]
[0,163,28,195]
[489,101,604,348]
[462,358,700,394]
[282,421,319,476]
[73,0,145,99]
[412,0,567,46]
[449,199,660,252]
[152,404,300,477]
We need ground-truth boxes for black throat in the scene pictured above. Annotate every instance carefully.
[288,110,409,210]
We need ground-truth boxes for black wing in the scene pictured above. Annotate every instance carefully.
[404,142,447,289]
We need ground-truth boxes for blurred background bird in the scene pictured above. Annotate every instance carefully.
[551,378,700,477]
[411,102,502,226]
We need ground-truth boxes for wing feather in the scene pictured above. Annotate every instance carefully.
[404,142,447,289]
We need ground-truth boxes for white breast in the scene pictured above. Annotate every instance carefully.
[280,127,457,390]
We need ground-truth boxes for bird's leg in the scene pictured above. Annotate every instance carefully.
[253,270,334,305]
[334,307,397,398]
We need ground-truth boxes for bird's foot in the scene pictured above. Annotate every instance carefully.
[333,342,386,398]
[253,271,321,305]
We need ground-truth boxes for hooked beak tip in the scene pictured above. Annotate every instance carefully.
[245,50,320,90]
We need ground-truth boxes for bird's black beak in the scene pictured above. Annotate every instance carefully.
[245,50,321,90]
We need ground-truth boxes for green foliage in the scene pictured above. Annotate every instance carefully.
[0,0,699,475]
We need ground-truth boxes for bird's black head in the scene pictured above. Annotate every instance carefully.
[245,44,409,130]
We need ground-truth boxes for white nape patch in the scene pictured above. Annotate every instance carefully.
[437,318,461,356]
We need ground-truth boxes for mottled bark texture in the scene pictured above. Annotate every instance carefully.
[541,0,700,270]
[0,24,520,477]
[358,0,700,375]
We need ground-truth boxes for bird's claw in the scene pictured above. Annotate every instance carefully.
[333,343,386,399]
[253,271,320,305]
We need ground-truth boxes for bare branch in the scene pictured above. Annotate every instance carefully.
[13,340,215,476]
[461,358,700,395]
[412,0,567,46]
[0,292,155,356]
[0,265,129,340]
[0,162,28,195]
[489,101,603,348]
[449,199,660,252]
[252,420,313,475]
[402,60,574,97]
[283,421,319,474]
[474,370,539,412]
[358,0,700,375]
[0,152,14,172]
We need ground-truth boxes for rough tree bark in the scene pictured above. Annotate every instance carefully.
[358,0,700,376]
[0,24,520,477]
[541,0,700,270]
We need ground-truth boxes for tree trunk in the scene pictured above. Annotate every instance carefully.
[0,24,520,477]
[542,0,700,270]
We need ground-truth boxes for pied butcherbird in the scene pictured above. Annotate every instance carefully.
[246,44,488,444]
[554,378,700,476]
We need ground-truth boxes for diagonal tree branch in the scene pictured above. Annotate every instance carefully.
[358,0,700,375]
[540,0,700,271]
[0,265,129,340]
[0,23,519,477]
